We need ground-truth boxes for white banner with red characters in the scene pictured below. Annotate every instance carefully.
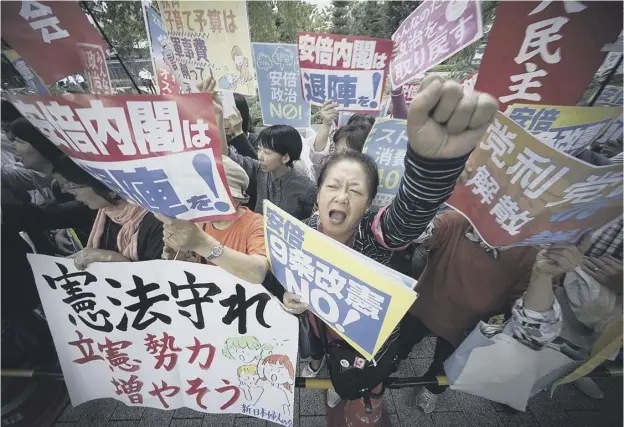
[8,93,237,222]
[28,255,299,427]
[77,43,113,95]
[297,32,393,111]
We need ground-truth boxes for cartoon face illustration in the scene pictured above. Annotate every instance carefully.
[263,362,291,384]
[234,54,245,67]
[231,346,260,364]
[222,336,273,363]
[258,355,294,390]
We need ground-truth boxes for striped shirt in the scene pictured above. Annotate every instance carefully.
[228,147,317,220]
[305,146,468,362]
[305,146,468,266]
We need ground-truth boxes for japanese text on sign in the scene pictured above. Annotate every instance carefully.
[447,112,623,247]
[144,5,182,95]
[28,255,298,427]
[252,43,311,128]
[391,0,483,88]
[263,201,417,360]
[506,104,621,157]
[9,94,236,222]
[475,1,622,109]
[78,43,113,95]
[361,119,409,207]
[297,32,393,111]
[158,1,257,96]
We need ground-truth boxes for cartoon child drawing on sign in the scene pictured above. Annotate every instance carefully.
[255,355,295,416]
[222,336,273,364]
[237,364,263,404]
[231,45,254,92]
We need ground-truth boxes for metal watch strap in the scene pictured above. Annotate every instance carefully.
[206,243,225,261]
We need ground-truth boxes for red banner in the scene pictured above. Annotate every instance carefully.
[475,1,622,110]
[8,93,237,222]
[1,1,108,84]
[78,44,113,95]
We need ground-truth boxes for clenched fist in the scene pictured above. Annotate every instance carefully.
[407,75,498,159]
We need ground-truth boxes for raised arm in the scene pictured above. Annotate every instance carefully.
[313,100,339,152]
[379,76,498,248]
[197,78,228,158]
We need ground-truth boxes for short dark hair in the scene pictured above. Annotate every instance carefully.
[2,100,23,124]
[347,113,375,128]
[53,156,120,203]
[317,151,379,204]
[333,123,372,152]
[258,125,302,167]
[10,118,66,166]
[234,93,251,134]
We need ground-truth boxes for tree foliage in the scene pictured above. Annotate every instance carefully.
[81,1,149,59]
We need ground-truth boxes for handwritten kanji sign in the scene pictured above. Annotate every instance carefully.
[1,1,108,84]
[475,1,623,110]
[252,43,310,128]
[403,83,420,105]
[297,32,393,112]
[143,5,182,95]
[391,0,483,89]
[505,104,621,157]
[446,112,623,247]
[28,255,298,427]
[77,43,113,95]
[263,201,417,360]
[8,93,236,222]
[361,119,409,208]
[157,1,257,96]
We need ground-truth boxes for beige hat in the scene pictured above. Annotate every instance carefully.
[221,156,250,203]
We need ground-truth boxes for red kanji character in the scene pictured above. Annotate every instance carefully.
[68,330,104,364]
[145,333,181,371]
[216,379,240,410]
[194,10,206,32]
[187,337,216,370]
[112,375,144,404]
[129,393,143,404]
[149,380,181,409]
[186,378,209,410]
[224,9,237,33]
[98,337,141,372]
[206,9,222,33]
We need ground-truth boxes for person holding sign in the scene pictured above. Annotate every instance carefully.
[282,75,499,422]
[156,156,270,285]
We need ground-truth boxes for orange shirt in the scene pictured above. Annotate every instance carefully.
[198,207,266,263]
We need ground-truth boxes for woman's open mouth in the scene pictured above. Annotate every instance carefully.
[329,209,347,225]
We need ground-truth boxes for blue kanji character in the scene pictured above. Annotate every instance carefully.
[109,167,189,217]
[304,73,326,104]
[187,195,230,212]
[529,108,559,132]
[328,74,357,108]
[357,96,370,107]
[169,37,183,57]
[193,38,208,61]
[265,207,284,235]
[181,38,194,59]
[284,221,304,249]
[508,107,537,128]
[180,63,191,80]
[550,201,604,222]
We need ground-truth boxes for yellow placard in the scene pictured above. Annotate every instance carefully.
[263,201,417,360]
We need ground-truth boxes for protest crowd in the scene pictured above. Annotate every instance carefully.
[0,1,623,427]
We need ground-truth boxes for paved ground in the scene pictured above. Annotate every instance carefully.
[53,338,622,427]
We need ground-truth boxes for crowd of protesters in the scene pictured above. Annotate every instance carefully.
[1,67,622,426]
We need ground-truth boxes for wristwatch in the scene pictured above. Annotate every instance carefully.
[205,242,225,261]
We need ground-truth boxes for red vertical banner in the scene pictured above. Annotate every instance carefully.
[1,1,108,84]
[78,44,113,95]
[475,1,622,110]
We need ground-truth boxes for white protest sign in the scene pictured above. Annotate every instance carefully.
[28,255,298,427]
